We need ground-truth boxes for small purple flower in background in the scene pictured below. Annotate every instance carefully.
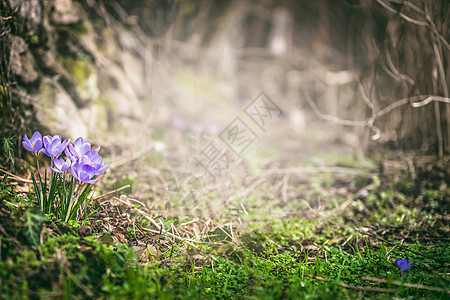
[71,161,99,184]
[396,257,413,275]
[42,135,68,158]
[192,123,204,134]
[50,157,71,173]
[173,116,187,130]
[22,131,43,155]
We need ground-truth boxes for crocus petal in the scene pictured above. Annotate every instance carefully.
[31,131,42,141]
[50,167,62,173]
[52,135,61,143]
[73,138,83,154]
[33,138,42,151]
[79,172,91,182]
[43,135,51,148]
[53,158,63,169]
[66,144,77,161]
[22,135,33,152]
[73,137,85,149]
[81,164,96,177]
[61,159,71,172]
[85,177,100,184]
[91,156,103,168]
[95,163,109,175]
[72,137,91,158]
[22,141,34,152]
[23,132,43,154]
[81,143,91,156]
[71,163,80,179]
[23,134,31,144]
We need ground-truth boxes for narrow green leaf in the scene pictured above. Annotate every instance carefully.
[68,184,93,221]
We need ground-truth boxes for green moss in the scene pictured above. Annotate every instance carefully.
[96,28,113,55]
[58,56,98,103]
[95,96,115,112]
[61,57,95,88]
[85,97,115,138]
[55,23,88,39]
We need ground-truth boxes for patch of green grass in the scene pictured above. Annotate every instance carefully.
[1,154,449,299]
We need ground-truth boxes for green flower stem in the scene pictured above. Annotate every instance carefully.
[35,154,43,208]
[65,181,83,222]
[50,157,54,182]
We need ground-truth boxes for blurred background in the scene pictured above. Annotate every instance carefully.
[0,0,449,217]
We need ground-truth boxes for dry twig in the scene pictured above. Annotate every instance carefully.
[303,274,397,293]
[359,230,449,263]
[363,276,450,294]
[92,185,131,201]
[0,167,33,183]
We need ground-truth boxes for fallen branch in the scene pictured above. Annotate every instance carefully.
[92,185,131,201]
[0,167,33,183]
[358,230,448,263]
[303,274,397,293]
[258,166,369,176]
[363,276,450,294]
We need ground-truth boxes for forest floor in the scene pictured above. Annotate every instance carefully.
[1,112,449,299]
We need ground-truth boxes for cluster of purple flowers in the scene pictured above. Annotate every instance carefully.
[22,131,109,184]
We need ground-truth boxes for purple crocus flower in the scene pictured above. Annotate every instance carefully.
[80,150,109,176]
[65,137,92,161]
[22,131,43,155]
[71,161,99,184]
[42,135,68,158]
[396,257,413,275]
[50,157,71,173]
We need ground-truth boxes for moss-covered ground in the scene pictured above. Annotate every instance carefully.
[1,146,448,299]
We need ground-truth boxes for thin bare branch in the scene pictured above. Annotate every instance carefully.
[384,42,415,85]
[0,167,33,183]
[92,185,131,201]
[258,166,368,176]
[304,93,366,127]
[374,0,427,26]
[359,229,449,263]
[303,274,397,293]
[363,276,450,294]
[384,0,450,51]
[371,95,450,121]
[306,91,450,141]
[357,80,374,110]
